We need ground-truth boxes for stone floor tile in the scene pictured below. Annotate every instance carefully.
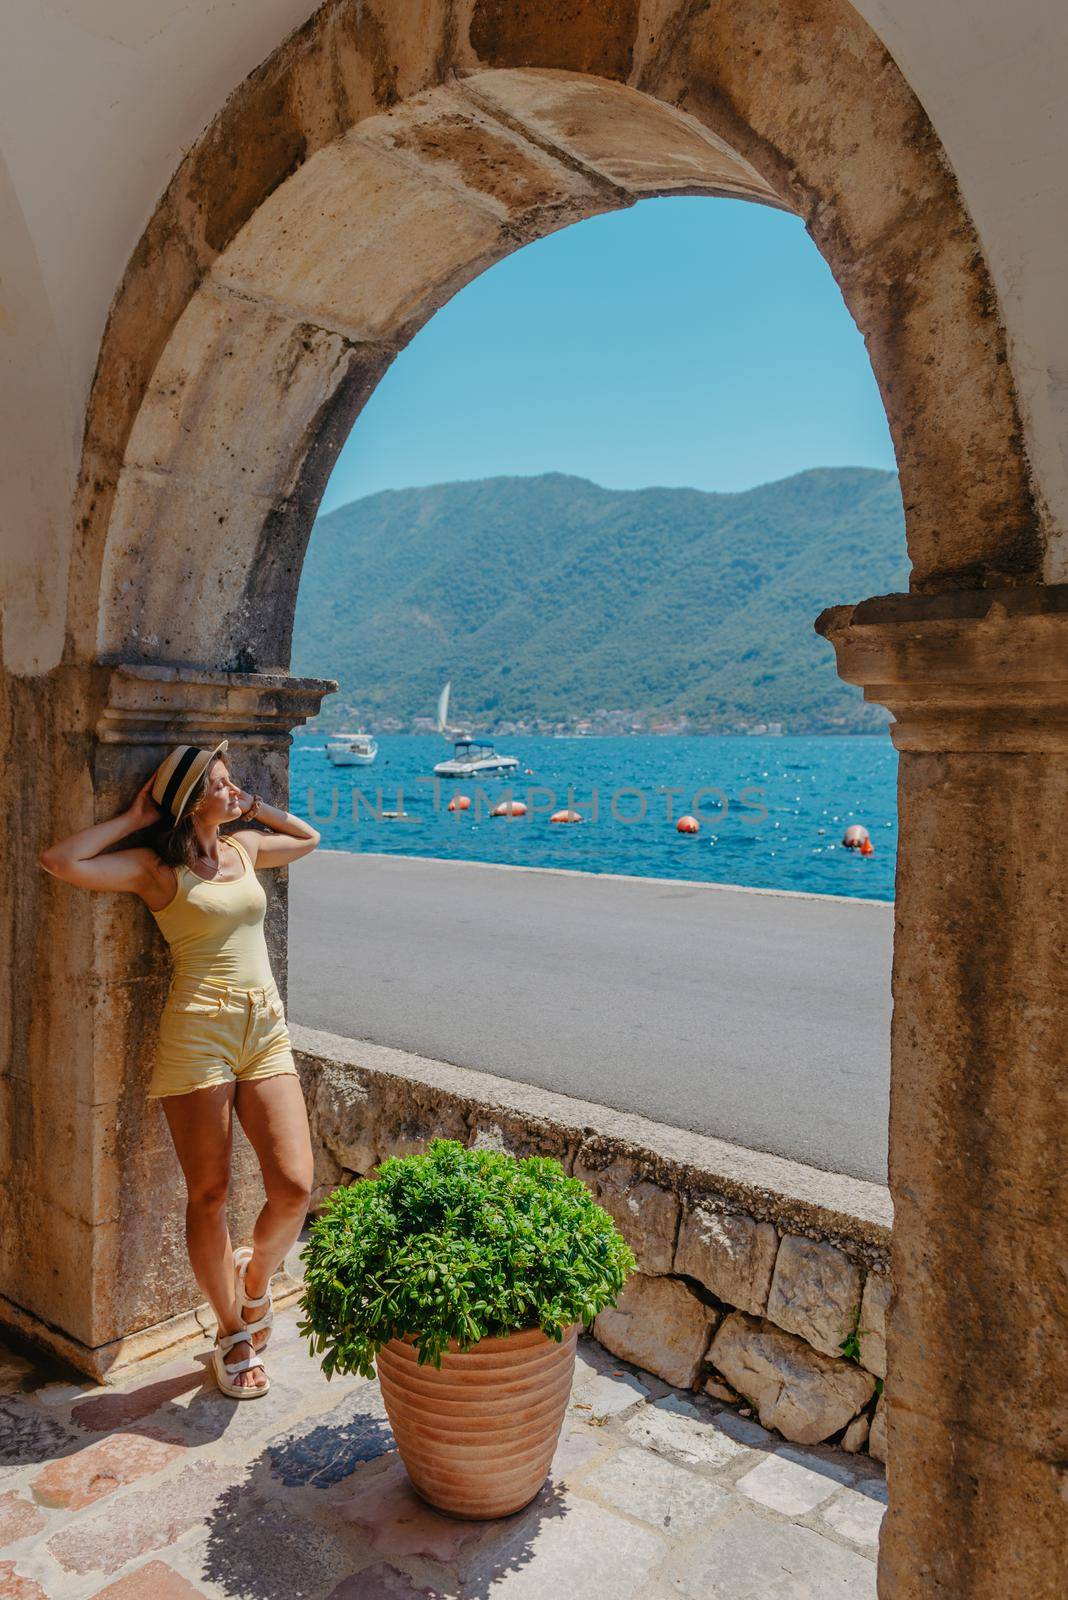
[579,1445,733,1535]
[71,1369,206,1433]
[266,1381,394,1487]
[33,1382,104,1409]
[46,1463,241,1577]
[32,1433,181,1511]
[0,1494,44,1548]
[332,1457,490,1563]
[88,1559,210,1597]
[458,1491,669,1598]
[547,1423,608,1485]
[706,1409,775,1450]
[570,1369,649,1419]
[326,1566,446,1599]
[144,1374,317,1451]
[665,1508,878,1598]
[622,1399,747,1468]
[575,1338,672,1397]
[0,1560,49,1599]
[735,1448,852,1516]
[0,1399,80,1484]
[187,1481,354,1600]
[819,1483,887,1548]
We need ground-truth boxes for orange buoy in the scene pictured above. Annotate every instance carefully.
[491,799,527,818]
[550,809,582,824]
[447,794,471,812]
[842,824,872,851]
[676,814,700,834]
[859,837,875,856]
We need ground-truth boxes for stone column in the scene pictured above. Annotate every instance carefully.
[0,662,335,1379]
[816,586,1067,1598]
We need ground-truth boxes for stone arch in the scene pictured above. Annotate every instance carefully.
[16,8,1058,1597]
[75,0,1042,682]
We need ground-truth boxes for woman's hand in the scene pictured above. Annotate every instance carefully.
[231,783,253,813]
[126,771,163,830]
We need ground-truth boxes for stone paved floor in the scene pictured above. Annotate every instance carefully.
[0,1296,884,1598]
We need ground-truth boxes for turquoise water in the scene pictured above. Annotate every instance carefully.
[290,734,897,902]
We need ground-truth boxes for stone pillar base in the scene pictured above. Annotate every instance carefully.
[0,1271,306,1385]
[0,660,336,1374]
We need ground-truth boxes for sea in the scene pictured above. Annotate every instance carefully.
[290,734,897,902]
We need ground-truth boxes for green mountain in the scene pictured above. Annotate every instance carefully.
[292,468,908,734]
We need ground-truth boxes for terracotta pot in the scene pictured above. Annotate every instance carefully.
[375,1323,579,1519]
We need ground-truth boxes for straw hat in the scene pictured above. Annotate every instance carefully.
[151,740,229,823]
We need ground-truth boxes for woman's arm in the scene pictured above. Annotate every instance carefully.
[230,790,321,869]
[38,773,164,896]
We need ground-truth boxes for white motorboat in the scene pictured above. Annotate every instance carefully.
[432,681,519,778]
[326,730,378,766]
[433,738,521,779]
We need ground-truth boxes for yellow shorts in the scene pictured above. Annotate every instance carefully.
[148,974,300,1099]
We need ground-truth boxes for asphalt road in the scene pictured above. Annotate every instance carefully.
[288,852,893,1184]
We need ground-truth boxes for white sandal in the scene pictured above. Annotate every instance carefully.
[212,1327,270,1399]
[233,1245,274,1352]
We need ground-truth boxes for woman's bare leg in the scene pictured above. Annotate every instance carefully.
[160,1083,266,1390]
[233,1074,314,1339]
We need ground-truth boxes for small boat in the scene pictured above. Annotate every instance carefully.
[326,730,378,766]
[434,738,520,779]
[432,681,519,779]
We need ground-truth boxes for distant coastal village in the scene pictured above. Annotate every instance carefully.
[307,705,794,738]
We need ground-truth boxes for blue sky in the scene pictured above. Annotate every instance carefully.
[319,195,897,514]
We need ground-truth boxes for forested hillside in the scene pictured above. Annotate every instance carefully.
[292,469,908,733]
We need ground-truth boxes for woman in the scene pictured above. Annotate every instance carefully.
[38,739,320,1399]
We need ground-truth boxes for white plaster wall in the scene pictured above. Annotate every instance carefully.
[0,0,321,674]
[1,0,1065,673]
[852,2,1068,578]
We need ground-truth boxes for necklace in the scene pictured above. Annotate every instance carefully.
[190,839,233,881]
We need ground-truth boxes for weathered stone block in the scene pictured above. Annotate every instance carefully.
[868,1393,887,1463]
[709,1312,875,1445]
[622,1395,747,1467]
[859,1272,890,1378]
[31,1433,181,1510]
[580,1445,733,1533]
[314,1066,380,1175]
[669,1506,878,1599]
[46,1463,241,1575]
[674,1204,778,1314]
[735,1446,851,1514]
[377,1108,470,1162]
[573,1156,678,1274]
[766,1235,863,1358]
[841,1412,871,1453]
[310,1141,346,1210]
[0,1491,45,1544]
[467,1116,573,1167]
[74,1559,207,1598]
[594,1274,718,1390]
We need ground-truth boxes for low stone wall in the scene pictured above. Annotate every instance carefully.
[292,1025,892,1461]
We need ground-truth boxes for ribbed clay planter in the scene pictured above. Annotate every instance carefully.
[375,1323,579,1519]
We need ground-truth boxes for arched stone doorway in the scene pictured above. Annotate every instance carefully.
[5,5,1063,1596]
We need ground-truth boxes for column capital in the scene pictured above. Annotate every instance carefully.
[815,585,1068,752]
[95,662,338,747]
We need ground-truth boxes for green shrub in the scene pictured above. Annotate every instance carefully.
[298,1138,637,1379]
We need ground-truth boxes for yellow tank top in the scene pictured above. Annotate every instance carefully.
[150,835,274,987]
